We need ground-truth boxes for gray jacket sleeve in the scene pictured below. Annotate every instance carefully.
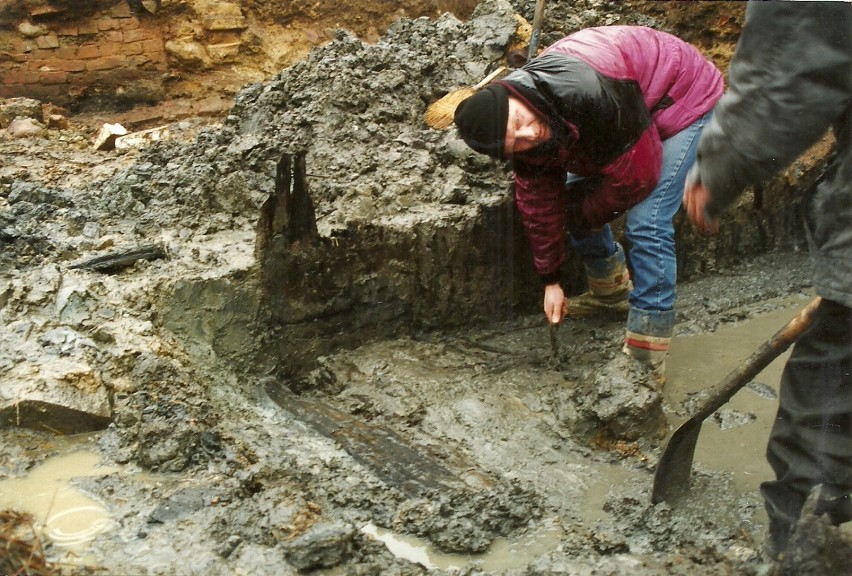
[693,1,851,218]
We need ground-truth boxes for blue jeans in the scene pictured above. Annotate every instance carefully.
[569,112,712,312]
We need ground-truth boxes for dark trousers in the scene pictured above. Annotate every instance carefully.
[761,299,852,537]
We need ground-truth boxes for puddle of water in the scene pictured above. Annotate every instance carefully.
[0,449,119,549]
[576,461,635,527]
[361,517,563,571]
[666,298,811,498]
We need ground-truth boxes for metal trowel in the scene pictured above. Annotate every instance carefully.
[549,322,560,357]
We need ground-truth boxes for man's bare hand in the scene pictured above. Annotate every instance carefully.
[683,179,720,236]
[544,283,568,325]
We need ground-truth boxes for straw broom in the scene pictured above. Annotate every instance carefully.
[423,0,546,130]
[423,66,507,130]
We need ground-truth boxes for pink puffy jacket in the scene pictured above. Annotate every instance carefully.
[497,26,723,281]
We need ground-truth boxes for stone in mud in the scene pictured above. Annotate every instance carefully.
[712,408,756,430]
[391,482,541,554]
[92,123,128,151]
[133,420,203,471]
[148,485,224,524]
[570,352,667,442]
[281,521,356,570]
[0,97,42,128]
[6,117,46,138]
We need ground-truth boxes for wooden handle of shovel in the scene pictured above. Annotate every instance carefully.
[652,296,822,504]
[692,296,822,422]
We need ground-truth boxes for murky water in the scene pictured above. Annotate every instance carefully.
[665,297,812,521]
[0,449,119,549]
[359,297,815,568]
[361,516,563,571]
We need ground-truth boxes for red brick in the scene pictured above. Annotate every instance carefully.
[87,55,123,71]
[45,58,86,73]
[22,84,70,105]
[81,69,106,83]
[135,53,166,70]
[109,3,132,18]
[21,70,43,84]
[119,18,141,31]
[0,69,27,84]
[35,34,60,49]
[29,49,55,61]
[30,5,62,17]
[123,28,153,43]
[78,22,98,35]
[31,47,66,61]
[24,58,47,71]
[39,70,68,84]
[98,17,120,31]
[68,72,91,85]
[54,46,77,59]
[141,38,164,53]
[128,54,153,67]
[77,44,100,59]
[106,67,138,81]
[124,41,144,56]
[55,24,78,36]
[3,37,24,52]
[98,41,123,57]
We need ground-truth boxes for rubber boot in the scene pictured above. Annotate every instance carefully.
[762,516,792,561]
[566,242,632,319]
[763,484,852,561]
[623,307,675,387]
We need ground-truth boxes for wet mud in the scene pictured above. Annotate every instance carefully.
[4,252,849,575]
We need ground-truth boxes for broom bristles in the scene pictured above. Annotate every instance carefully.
[423,87,476,129]
[423,67,507,130]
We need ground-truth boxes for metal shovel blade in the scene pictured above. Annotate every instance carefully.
[651,297,822,505]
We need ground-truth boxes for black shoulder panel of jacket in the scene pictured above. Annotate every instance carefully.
[504,53,652,165]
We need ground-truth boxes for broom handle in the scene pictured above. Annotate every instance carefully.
[474,67,507,90]
[528,0,547,60]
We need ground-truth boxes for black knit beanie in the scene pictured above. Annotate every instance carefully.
[453,84,509,160]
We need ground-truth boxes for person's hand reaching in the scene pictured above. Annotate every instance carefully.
[544,283,568,325]
[683,174,720,236]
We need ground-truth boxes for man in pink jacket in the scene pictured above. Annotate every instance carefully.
[454,26,723,384]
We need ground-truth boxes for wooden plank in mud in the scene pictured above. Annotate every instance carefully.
[265,381,469,497]
[68,243,166,273]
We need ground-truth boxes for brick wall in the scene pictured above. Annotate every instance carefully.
[0,2,167,107]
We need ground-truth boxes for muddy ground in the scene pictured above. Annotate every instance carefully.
[1,1,850,575]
